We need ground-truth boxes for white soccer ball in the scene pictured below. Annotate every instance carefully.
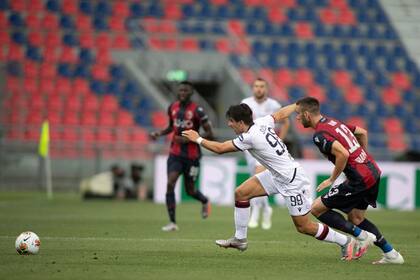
[15,231,41,255]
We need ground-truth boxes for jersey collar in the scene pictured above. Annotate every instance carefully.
[315,116,327,129]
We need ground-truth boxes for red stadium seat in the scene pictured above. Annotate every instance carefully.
[109,16,126,32]
[98,112,116,126]
[215,38,231,54]
[23,78,38,93]
[73,78,90,96]
[0,11,8,29]
[46,110,62,125]
[258,68,274,84]
[387,136,407,152]
[23,61,39,78]
[112,34,131,50]
[47,95,63,111]
[382,87,402,105]
[95,33,111,49]
[211,0,228,4]
[25,128,41,141]
[40,62,56,79]
[151,111,168,129]
[41,13,59,31]
[307,85,326,102]
[96,48,112,65]
[113,1,130,17]
[7,44,24,60]
[62,0,78,14]
[332,70,352,88]
[164,4,182,20]
[344,85,364,104]
[345,116,366,129]
[181,37,199,52]
[0,30,10,45]
[62,111,80,126]
[6,76,21,91]
[391,72,411,90]
[80,128,96,142]
[337,9,356,25]
[295,22,314,39]
[79,32,94,48]
[115,130,131,143]
[55,78,72,95]
[61,128,79,142]
[149,37,163,49]
[101,95,119,113]
[75,14,93,31]
[91,64,110,81]
[27,31,43,47]
[274,69,294,87]
[131,128,149,144]
[66,96,81,111]
[80,111,97,126]
[239,68,256,85]
[45,32,61,48]
[294,68,314,87]
[319,8,337,25]
[384,118,404,134]
[116,111,134,127]
[268,8,286,24]
[96,129,115,143]
[159,21,177,33]
[228,20,245,36]
[83,95,99,112]
[329,0,349,9]
[26,110,43,125]
[25,14,41,29]
[162,38,178,50]
[10,0,25,11]
[27,0,44,12]
[59,46,77,63]
[39,78,55,95]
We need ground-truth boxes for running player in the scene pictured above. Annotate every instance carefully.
[241,78,289,230]
[289,97,404,264]
[150,81,214,232]
[182,103,374,260]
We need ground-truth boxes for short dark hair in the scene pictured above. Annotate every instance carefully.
[296,97,320,114]
[179,80,194,89]
[225,104,254,125]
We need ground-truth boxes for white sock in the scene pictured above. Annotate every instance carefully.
[235,206,250,239]
[315,223,348,246]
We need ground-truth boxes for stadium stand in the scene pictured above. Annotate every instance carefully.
[0,0,419,160]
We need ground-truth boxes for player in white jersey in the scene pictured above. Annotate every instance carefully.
[182,103,375,260]
[241,78,290,230]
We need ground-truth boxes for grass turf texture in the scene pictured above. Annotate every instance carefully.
[0,192,419,280]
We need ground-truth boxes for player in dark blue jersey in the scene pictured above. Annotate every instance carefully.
[150,81,214,232]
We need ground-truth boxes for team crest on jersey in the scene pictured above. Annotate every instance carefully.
[185,110,193,119]
[314,136,320,143]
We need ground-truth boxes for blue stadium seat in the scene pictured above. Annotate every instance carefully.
[63,33,78,46]
[263,23,276,36]
[245,22,259,35]
[93,16,108,30]
[215,5,230,19]
[0,0,8,10]
[385,57,399,72]
[107,81,120,95]
[74,64,90,78]
[365,86,380,102]
[58,63,74,77]
[199,39,213,51]
[374,71,389,86]
[374,45,387,57]
[349,26,362,38]
[375,103,391,117]
[46,0,60,12]
[11,31,25,44]
[247,7,266,20]
[232,6,245,18]
[95,1,112,16]
[110,65,125,80]
[269,41,283,56]
[314,23,326,37]
[26,46,42,61]
[211,23,225,34]
[130,3,145,17]
[368,119,384,133]
[404,118,419,134]
[79,48,95,64]
[252,40,266,55]
[326,86,343,102]
[369,137,387,149]
[289,87,305,100]
[287,9,299,21]
[147,3,163,17]
[9,12,25,27]
[60,15,75,29]
[90,80,107,94]
[280,24,293,36]
[314,70,329,85]
[355,104,370,116]
[6,61,22,76]
[79,0,94,14]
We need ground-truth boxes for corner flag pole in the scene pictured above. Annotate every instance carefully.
[39,121,53,199]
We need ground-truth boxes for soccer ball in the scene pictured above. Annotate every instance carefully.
[15,231,41,255]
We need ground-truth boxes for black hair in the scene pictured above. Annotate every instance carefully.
[225,103,254,125]
[179,80,194,89]
[296,97,320,114]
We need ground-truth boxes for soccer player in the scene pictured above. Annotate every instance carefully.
[182,103,373,261]
[241,78,290,230]
[149,81,214,232]
[290,97,404,264]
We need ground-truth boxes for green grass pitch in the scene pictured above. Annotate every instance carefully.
[1,192,419,280]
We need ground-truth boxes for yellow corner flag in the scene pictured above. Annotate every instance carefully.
[38,120,50,158]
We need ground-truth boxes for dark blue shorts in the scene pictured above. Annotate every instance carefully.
[167,154,200,182]
[321,179,380,213]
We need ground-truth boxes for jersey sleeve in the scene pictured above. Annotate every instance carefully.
[232,133,253,151]
[195,106,209,123]
[313,131,335,154]
[272,99,282,111]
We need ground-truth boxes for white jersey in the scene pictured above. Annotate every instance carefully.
[241,97,281,119]
[232,115,299,184]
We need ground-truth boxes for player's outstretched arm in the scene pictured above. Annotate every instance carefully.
[182,130,238,154]
[272,103,297,123]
